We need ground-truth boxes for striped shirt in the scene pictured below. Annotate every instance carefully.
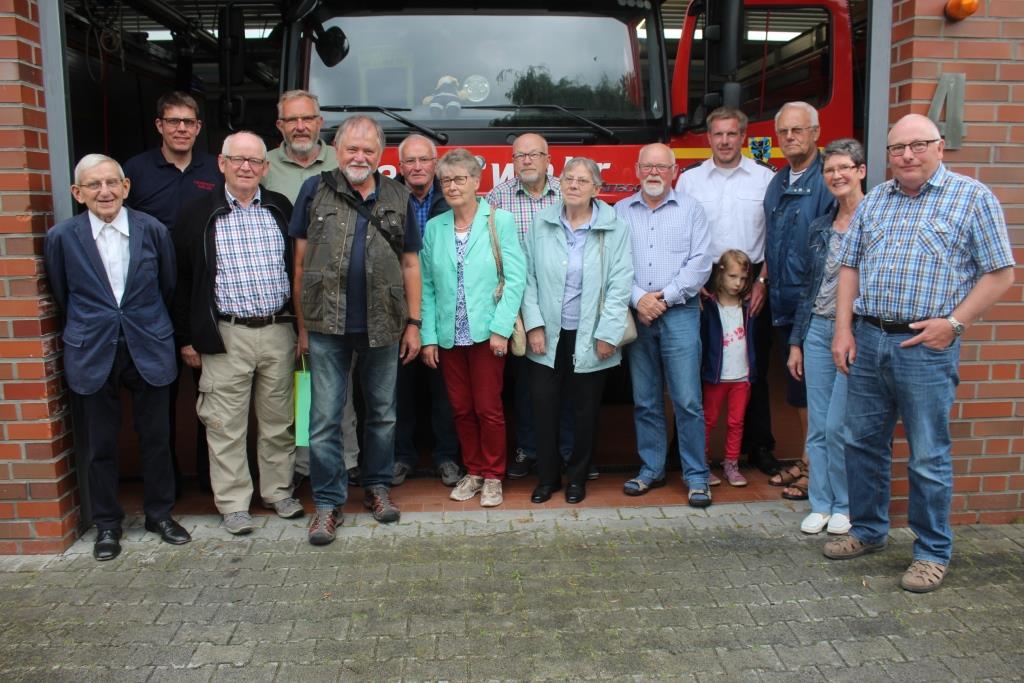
[485,175,561,246]
[214,187,290,317]
[839,163,1014,321]
[616,188,712,307]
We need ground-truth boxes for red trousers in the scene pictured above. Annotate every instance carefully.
[439,342,507,479]
[702,381,751,462]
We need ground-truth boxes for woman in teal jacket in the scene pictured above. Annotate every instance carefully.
[420,148,525,508]
[522,157,634,505]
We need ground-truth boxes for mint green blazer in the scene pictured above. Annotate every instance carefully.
[420,199,526,348]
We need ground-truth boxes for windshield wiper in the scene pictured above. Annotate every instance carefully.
[320,105,449,144]
[462,104,619,143]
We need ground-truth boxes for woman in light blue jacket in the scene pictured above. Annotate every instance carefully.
[522,158,634,505]
[420,149,525,508]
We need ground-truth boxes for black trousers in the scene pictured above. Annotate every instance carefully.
[74,338,175,530]
[741,262,776,455]
[529,330,607,488]
[169,359,210,487]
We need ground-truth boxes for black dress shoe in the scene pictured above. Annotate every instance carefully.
[144,518,192,545]
[752,447,783,475]
[93,528,122,561]
[565,483,586,504]
[530,484,561,504]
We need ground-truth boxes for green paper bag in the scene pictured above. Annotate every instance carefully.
[294,356,311,447]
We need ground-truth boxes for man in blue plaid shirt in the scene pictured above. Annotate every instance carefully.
[824,114,1015,593]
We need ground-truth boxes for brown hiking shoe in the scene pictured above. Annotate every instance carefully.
[823,534,887,560]
[900,559,948,593]
[364,485,401,524]
[308,506,340,546]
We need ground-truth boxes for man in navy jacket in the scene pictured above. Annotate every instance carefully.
[44,154,191,561]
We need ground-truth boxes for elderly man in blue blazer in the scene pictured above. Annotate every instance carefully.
[44,154,191,561]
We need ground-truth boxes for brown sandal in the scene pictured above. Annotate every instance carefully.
[769,461,805,487]
[781,474,809,500]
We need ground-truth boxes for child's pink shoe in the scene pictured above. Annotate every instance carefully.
[722,460,747,487]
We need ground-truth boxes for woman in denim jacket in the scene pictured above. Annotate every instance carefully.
[786,139,866,535]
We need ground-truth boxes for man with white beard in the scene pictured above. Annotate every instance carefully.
[290,116,423,544]
[616,143,713,507]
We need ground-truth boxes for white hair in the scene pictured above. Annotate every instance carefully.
[221,131,268,157]
[398,134,437,161]
[774,101,819,128]
[74,154,124,184]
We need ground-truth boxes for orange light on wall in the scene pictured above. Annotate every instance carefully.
[945,0,979,21]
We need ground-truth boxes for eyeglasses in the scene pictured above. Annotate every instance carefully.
[512,151,547,161]
[161,117,198,129]
[440,175,469,187]
[77,178,125,191]
[637,163,674,173]
[777,125,817,137]
[562,176,594,187]
[886,139,940,157]
[279,115,320,126]
[223,155,267,169]
[401,156,437,166]
[823,163,860,176]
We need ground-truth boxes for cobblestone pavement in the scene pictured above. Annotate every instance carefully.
[1,501,1022,682]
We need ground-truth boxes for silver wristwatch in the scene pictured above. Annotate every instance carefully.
[946,315,965,337]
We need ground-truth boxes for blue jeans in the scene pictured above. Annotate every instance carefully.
[628,302,708,488]
[395,360,459,468]
[844,320,958,565]
[511,354,574,462]
[308,332,398,507]
[803,315,849,516]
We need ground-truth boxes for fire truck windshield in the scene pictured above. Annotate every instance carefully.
[308,7,666,142]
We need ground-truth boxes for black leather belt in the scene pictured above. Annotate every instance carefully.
[218,312,295,328]
[860,315,916,335]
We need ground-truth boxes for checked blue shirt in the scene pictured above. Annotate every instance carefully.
[839,163,1014,322]
[214,187,291,318]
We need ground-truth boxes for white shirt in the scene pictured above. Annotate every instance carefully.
[675,155,775,263]
[717,302,748,381]
[89,208,131,305]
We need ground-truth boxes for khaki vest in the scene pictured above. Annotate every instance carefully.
[300,171,411,346]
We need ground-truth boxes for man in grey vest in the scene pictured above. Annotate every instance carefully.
[291,116,423,545]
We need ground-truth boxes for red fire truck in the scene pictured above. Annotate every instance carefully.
[280,0,861,198]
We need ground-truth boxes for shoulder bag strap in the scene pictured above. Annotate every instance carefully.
[487,207,505,303]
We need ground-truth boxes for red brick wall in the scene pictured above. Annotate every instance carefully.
[0,0,79,553]
[890,0,1024,524]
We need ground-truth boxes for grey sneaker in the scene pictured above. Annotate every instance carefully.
[392,461,412,486]
[437,460,462,486]
[480,478,503,507]
[222,511,254,535]
[450,474,484,501]
[364,486,401,523]
[308,506,340,545]
[262,496,304,519]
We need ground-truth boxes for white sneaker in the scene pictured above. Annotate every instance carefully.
[800,512,831,534]
[826,513,851,535]
[450,475,484,501]
[480,479,503,507]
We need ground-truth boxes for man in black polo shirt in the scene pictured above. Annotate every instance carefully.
[123,91,223,228]
[124,91,222,494]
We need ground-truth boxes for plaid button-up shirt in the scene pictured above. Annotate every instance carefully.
[840,163,1014,322]
[485,175,561,246]
[214,187,290,317]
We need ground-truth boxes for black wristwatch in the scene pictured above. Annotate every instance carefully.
[406,317,422,328]
[757,276,769,286]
